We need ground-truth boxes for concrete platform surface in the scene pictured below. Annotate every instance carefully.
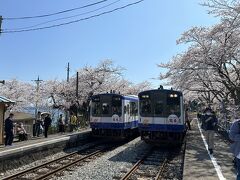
[0,129,91,159]
[183,119,237,180]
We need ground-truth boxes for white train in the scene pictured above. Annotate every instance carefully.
[138,87,186,144]
[90,93,139,138]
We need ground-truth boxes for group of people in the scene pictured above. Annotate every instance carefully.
[200,107,218,155]
[57,112,78,134]
[196,107,240,180]
[33,112,52,138]
[4,111,78,147]
[33,111,79,137]
[186,107,218,155]
[4,113,28,146]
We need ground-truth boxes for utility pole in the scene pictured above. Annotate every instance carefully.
[32,76,43,117]
[67,62,70,83]
[76,72,79,99]
[0,16,2,34]
[65,62,70,124]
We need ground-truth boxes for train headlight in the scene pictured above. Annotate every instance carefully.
[169,94,178,98]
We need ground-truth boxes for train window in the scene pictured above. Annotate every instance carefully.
[92,101,101,117]
[112,96,122,116]
[130,102,137,116]
[127,104,130,114]
[167,94,180,105]
[102,103,110,115]
[166,105,181,117]
[154,100,164,115]
[112,97,121,106]
[124,104,130,114]
[140,99,152,116]
[112,105,122,116]
[166,94,181,117]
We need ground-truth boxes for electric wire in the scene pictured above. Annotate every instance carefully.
[2,0,144,34]
[5,0,121,31]
[3,0,108,20]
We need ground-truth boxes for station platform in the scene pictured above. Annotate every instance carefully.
[183,118,236,180]
[0,129,91,172]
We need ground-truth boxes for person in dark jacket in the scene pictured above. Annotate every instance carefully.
[185,108,191,130]
[34,111,42,137]
[202,108,218,154]
[44,114,52,138]
[197,112,202,121]
[229,118,240,180]
[58,114,65,134]
[4,113,14,146]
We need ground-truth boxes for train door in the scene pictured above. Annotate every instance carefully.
[139,94,153,127]
[124,100,130,126]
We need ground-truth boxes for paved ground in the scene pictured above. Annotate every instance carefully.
[0,128,90,152]
[183,118,237,180]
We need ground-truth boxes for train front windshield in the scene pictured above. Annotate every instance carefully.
[139,92,181,117]
[139,94,152,117]
[91,95,122,117]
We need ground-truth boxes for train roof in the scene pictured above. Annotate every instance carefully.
[138,89,183,96]
[91,93,138,99]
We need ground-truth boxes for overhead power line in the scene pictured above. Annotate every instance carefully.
[5,0,121,31]
[3,0,108,20]
[2,0,144,34]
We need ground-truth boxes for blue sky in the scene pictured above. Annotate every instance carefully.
[0,0,218,88]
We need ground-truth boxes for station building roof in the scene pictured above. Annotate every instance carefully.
[0,96,15,104]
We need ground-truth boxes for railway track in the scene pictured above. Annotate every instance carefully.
[119,147,169,180]
[2,142,119,180]
[116,142,186,180]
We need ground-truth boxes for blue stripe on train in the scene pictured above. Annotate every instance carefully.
[138,124,186,132]
[90,121,138,129]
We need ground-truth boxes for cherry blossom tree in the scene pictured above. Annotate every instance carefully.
[0,79,35,111]
[159,0,240,106]
[0,60,152,113]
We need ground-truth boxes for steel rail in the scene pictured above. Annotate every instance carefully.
[36,149,103,180]
[2,143,103,180]
[120,148,153,180]
[155,158,168,180]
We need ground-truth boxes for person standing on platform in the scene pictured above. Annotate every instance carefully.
[44,114,52,138]
[185,108,191,130]
[33,111,41,137]
[69,112,77,132]
[197,112,202,121]
[4,113,14,146]
[229,117,240,180]
[35,112,43,137]
[58,114,65,134]
[202,108,218,154]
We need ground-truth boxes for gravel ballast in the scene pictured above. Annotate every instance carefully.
[52,137,151,180]
[0,141,99,179]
